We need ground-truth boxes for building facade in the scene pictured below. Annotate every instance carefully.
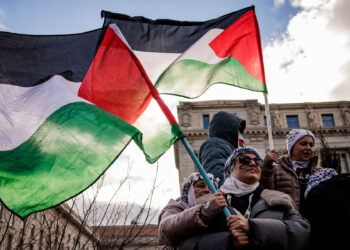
[175,99,350,184]
[96,225,158,250]
[0,203,98,250]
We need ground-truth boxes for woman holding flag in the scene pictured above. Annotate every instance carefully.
[158,172,227,249]
[179,147,310,250]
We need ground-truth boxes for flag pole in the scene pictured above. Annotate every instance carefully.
[147,89,232,217]
[263,93,274,149]
[181,138,232,218]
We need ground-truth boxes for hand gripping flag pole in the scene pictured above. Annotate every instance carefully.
[181,138,233,218]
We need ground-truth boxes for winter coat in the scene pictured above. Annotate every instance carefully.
[260,154,320,211]
[158,197,219,250]
[304,173,350,250]
[199,111,246,186]
[178,189,310,250]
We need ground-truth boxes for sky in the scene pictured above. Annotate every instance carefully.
[1,0,350,220]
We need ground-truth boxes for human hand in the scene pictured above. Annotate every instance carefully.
[227,215,249,248]
[209,192,227,212]
[230,228,249,248]
[227,215,249,232]
[267,149,278,162]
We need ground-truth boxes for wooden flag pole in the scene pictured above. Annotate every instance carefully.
[181,137,232,217]
[264,93,274,149]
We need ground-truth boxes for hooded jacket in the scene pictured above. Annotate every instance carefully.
[199,111,246,186]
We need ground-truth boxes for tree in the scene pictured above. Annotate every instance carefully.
[0,159,160,249]
[318,129,341,174]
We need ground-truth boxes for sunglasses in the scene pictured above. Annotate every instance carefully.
[237,156,262,167]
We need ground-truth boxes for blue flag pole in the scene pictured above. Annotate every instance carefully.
[181,137,232,218]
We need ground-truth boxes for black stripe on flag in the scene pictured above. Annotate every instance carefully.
[0,29,101,87]
[101,6,254,53]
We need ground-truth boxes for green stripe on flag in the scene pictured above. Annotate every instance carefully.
[142,123,185,163]
[156,57,267,98]
[0,102,141,218]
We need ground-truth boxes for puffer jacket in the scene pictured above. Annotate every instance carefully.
[260,154,320,211]
[158,197,219,250]
[178,189,311,250]
[199,111,246,186]
[304,173,350,250]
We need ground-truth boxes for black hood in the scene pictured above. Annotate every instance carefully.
[209,111,246,148]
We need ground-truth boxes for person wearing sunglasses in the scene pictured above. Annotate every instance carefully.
[179,146,310,250]
[260,129,322,214]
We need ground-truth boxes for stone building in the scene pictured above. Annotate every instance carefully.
[96,225,158,250]
[175,99,350,184]
[0,202,98,250]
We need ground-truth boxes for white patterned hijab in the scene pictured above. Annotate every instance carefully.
[180,172,219,205]
[286,129,315,157]
[304,168,338,199]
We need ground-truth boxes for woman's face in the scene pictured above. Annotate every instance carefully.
[234,153,262,185]
[291,136,315,161]
[193,179,210,199]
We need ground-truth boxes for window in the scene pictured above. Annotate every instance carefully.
[203,114,210,129]
[264,116,267,126]
[9,214,14,226]
[286,115,299,128]
[341,153,350,173]
[30,224,35,238]
[322,114,335,127]
[39,230,43,250]
[6,234,13,250]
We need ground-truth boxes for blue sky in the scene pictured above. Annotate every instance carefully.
[0,0,298,46]
[1,0,350,213]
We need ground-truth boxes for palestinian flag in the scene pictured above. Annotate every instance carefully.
[101,5,267,98]
[0,26,183,218]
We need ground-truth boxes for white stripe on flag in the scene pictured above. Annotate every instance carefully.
[0,75,86,150]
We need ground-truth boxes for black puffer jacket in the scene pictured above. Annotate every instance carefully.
[304,174,350,250]
[179,189,311,250]
[199,111,246,186]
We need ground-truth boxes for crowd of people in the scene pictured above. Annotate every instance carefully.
[158,111,350,250]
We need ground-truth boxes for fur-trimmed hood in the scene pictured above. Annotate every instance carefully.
[260,189,295,209]
[192,189,296,210]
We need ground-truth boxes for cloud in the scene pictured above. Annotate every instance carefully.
[263,0,350,103]
[329,0,350,46]
[327,0,350,100]
[0,8,9,31]
[274,0,286,8]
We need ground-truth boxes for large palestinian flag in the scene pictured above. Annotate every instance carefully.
[101,5,267,98]
[0,5,265,218]
[0,26,183,218]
